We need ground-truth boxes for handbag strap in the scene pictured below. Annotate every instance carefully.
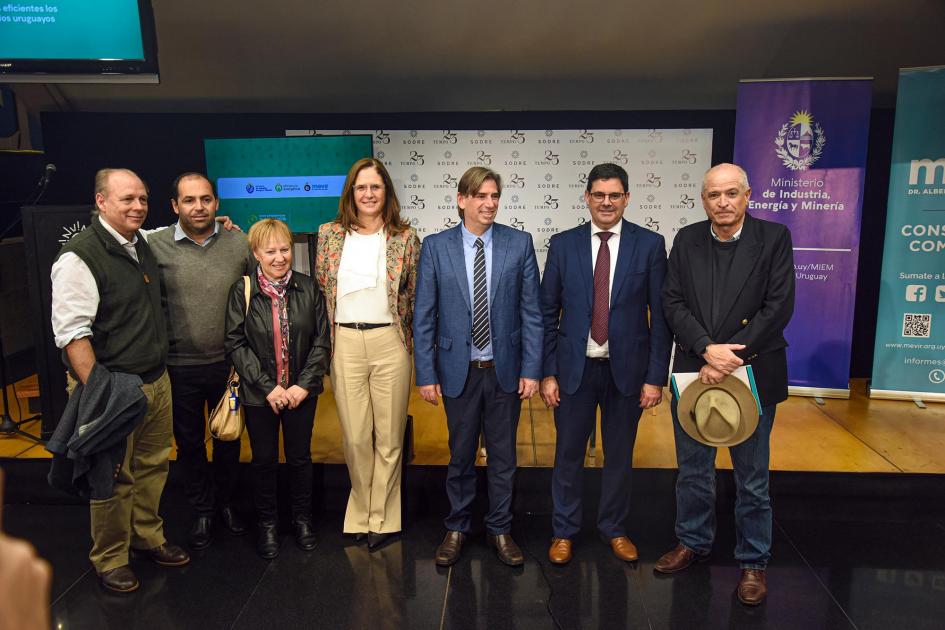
[243,275,250,315]
[228,276,252,387]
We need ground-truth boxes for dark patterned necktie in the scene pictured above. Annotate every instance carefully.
[591,232,612,345]
[472,238,490,350]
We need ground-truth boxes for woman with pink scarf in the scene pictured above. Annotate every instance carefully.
[225,219,331,559]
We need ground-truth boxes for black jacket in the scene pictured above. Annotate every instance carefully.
[662,214,795,407]
[224,271,331,406]
[46,362,147,500]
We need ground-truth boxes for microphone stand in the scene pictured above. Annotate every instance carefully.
[0,167,53,243]
[0,337,41,442]
[0,169,52,443]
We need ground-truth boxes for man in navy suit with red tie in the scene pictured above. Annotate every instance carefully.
[540,163,672,565]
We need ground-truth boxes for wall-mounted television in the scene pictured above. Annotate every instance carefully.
[0,0,159,83]
[204,135,374,234]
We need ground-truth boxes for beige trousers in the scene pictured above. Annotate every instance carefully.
[86,371,174,573]
[331,325,411,534]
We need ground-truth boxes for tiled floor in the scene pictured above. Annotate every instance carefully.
[3,372,944,627]
[4,470,944,630]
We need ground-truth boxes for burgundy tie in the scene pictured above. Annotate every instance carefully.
[591,231,612,345]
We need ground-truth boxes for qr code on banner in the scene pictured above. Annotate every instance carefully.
[903,313,931,338]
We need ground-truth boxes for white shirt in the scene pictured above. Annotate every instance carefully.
[335,229,392,324]
[585,219,622,358]
[50,216,144,349]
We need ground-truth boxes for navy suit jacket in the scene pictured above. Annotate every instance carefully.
[413,223,543,398]
[540,219,672,397]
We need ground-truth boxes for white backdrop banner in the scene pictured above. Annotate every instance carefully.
[289,129,713,268]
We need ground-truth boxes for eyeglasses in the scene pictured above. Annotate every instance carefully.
[354,184,384,194]
[589,192,627,203]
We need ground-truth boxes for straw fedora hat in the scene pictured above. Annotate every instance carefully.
[676,376,759,447]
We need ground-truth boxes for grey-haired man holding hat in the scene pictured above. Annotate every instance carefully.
[658,163,795,605]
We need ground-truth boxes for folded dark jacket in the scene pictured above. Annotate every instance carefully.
[46,362,147,500]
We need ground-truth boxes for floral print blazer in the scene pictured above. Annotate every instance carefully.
[315,221,421,354]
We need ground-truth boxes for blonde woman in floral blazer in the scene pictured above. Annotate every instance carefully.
[315,157,420,550]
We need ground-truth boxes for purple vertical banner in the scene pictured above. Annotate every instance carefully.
[734,79,872,396]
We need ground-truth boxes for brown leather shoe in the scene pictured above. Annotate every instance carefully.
[99,566,139,593]
[435,531,465,566]
[737,568,767,605]
[654,543,708,574]
[140,542,191,567]
[607,536,639,562]
[488,533,524,566]
[548,538,572,565]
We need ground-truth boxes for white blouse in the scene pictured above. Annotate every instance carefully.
[336,229,393,324]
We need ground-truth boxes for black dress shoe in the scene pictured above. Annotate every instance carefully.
[189,516,213,550]
[294,517,317,551]
[435,531,465,566]
[367,531,399,551]
[141,542,190,567]
[99,566,139,593]
[488,533,524,566]
[220,506,247,536]
[257,520,279,559]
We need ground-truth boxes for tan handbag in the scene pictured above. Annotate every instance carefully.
[209,276,250,441]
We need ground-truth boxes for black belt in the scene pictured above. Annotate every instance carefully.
[337,322,392,330]
[470,359,495,369]
[588,357,610,363]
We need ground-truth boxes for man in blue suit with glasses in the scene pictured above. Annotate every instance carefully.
[540,162,672,565]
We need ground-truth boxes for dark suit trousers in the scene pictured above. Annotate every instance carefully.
[443,366,520,535]
[167,362,241,518]
[552,357,642,539]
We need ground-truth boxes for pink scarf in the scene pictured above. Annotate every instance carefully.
[257,267,292,388]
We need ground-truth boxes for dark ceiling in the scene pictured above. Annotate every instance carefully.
[11,0,945,114]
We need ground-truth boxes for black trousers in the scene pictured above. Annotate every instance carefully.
[442,366,520,535]
[244,397,317,522]
[167,362,241,518]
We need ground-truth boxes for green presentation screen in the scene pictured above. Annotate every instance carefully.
[0,1,145,60]
[204,135,373,234]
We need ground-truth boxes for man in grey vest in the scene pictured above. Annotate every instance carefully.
[51,168,190,593]
[148,172,255,549]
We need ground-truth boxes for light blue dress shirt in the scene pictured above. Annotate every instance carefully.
[174,221,220,246]
[461,223,493,361]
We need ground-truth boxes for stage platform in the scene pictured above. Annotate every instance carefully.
[3,376,943,474]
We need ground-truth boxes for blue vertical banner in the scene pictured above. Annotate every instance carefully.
[871,66,945,402]
[734,78,873,397]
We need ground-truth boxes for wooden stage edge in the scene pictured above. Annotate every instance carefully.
[2,377,944,475]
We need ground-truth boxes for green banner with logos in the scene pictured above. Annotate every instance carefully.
[871,66,945,402]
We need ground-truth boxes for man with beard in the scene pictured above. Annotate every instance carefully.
[148,173,255,549]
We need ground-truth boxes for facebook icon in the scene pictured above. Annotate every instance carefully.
[905,285,927,302]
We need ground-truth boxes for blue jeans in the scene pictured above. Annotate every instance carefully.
[671,396,776,569]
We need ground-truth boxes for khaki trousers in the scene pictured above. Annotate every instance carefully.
[331,325,411,534]
[86,371,174,573]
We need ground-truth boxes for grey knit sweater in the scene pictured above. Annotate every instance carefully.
[149,226,255,366]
